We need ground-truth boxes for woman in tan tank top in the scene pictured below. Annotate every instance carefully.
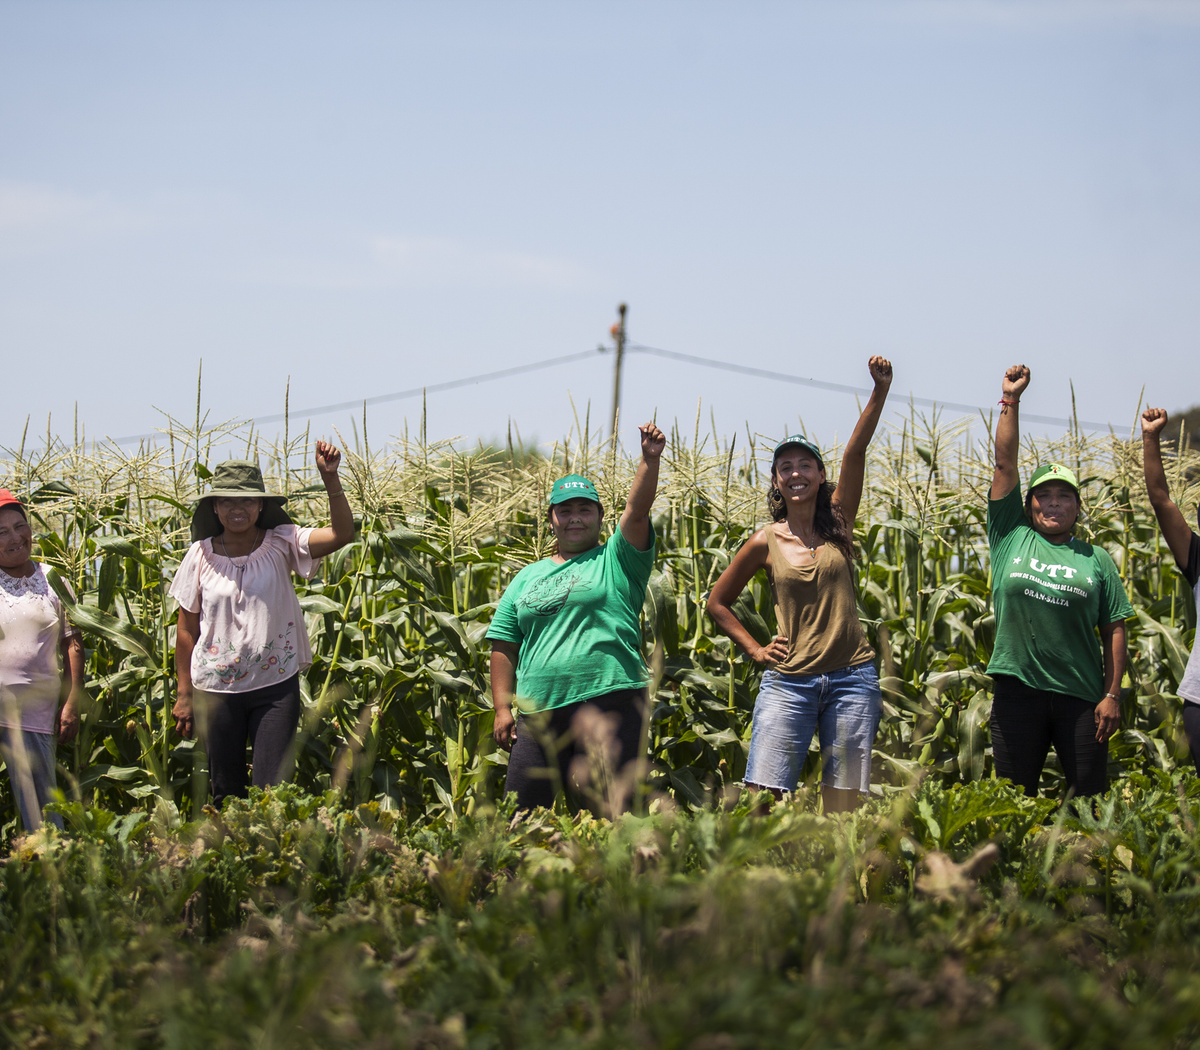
[707,356,892,812]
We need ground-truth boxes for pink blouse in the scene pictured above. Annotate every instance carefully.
[0,563,78,734]
[169,525,321,694]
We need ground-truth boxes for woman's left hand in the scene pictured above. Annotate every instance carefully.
[639,422,666,461]
[868,355,893,390]
[1094,694,1121,742]
[316,440,342,477]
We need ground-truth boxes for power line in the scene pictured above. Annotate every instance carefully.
[106,339,1123,447]
[111,348,608,446]
[626,343,1119,432]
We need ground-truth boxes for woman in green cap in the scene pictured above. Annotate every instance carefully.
[987,365,1132,798]
[487,422,665,813]
[707,356,892,812]
[169,441,353,805]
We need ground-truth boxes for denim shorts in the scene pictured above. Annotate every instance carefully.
[744,661,882,793]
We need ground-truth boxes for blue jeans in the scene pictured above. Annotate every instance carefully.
[744,662,882,793]
[0,727,63,831]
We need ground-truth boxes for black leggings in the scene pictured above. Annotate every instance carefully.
[504,688,647,814]
[198,674,302,807]
[990,675,1108,798]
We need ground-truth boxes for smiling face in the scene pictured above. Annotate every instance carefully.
[1028,481,1079,542]
[772,447,827,508]
[213,496,264,537]
[548,497,603,557]
[0,505,34,574]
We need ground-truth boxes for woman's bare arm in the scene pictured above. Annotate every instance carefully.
[832,356,892,525]
[1141,408,1195,567]
[706,531,787,664]
[490,641,520,751]
[306,440,356,558]
[172,607,200,739]
[992,364,1030,501]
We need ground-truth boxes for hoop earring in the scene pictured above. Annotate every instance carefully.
[767,486,784,516]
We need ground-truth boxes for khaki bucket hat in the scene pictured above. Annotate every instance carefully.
[190,461,293,542]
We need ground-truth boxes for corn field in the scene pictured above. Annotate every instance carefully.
[2,405,1198,832]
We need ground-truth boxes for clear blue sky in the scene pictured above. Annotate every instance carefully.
[3,1,1197,461]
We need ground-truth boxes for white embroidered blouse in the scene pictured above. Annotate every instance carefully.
[0,563,78,734]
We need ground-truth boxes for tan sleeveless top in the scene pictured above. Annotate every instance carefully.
[764,524,874,676]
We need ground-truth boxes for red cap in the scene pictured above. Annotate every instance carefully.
[0,489,23,511]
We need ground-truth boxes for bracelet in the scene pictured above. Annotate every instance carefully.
[998,398,1019,407]
[325,487,345,497]
[1104,692,1120,702]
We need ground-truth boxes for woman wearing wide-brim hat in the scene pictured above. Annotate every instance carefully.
[987,365,1133,799]
[169,441,354,806]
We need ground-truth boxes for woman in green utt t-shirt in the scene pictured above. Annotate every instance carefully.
[486,423,665,813]
[988,365,1133,798]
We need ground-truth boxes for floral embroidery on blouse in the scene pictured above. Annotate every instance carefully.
[194,620,299,686]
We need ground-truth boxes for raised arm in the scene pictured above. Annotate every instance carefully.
[706,531,788,665]
[1141,408,1195,567]
[306,440,356,559]
[832,355,893,524]
[619,423,665,552]
[991,364,1030,501]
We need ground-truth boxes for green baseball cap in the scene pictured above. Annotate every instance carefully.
[548,474,600,506]
[1027,462,1080,498]
[772,434,824,471]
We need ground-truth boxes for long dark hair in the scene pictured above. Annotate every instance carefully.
[766,478,855,562]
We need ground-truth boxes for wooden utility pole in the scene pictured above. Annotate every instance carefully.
[609,302,627,439]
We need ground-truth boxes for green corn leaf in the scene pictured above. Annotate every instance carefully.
[298,594,344,614]
[956,690,992,783]
[93,533,155,566]
[45,567,157,661]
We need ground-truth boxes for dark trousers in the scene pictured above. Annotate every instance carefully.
[1182,703,1200,776]
[504,688,647,814]
[990,675,1107,798]
[198,674,302,807]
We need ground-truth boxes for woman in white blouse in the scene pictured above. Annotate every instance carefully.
[170,442,353,805]
[0,489,85,830]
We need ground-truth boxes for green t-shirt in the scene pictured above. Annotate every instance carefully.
[486,524,655,712]
[987,487,1133,702]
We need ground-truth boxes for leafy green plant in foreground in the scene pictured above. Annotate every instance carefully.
[4,776,1200,1047]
